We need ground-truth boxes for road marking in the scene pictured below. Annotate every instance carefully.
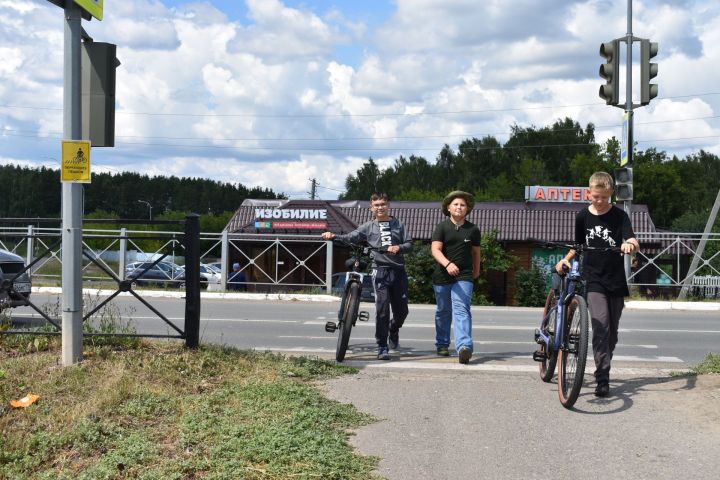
[281,335,658,350]
[249,346,683,363]
[619,328,720,334]
[345,361,688,376]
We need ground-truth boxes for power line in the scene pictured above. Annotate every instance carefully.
[2,114,719,144]
[1,92,719,118]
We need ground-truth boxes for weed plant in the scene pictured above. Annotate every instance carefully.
[690,353,720,375]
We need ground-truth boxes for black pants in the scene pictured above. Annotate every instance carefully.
[587,291,625,383]
[372,267,409,347]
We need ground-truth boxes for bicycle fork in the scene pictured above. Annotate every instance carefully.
[324,278,371,333]
[533,301,564,361]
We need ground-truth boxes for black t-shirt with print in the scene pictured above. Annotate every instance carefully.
[431,219,481,284]
[574,205,635,297]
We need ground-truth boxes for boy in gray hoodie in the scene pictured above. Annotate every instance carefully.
[322,193,413,359]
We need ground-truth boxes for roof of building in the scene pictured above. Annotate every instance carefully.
[226,199,656,243]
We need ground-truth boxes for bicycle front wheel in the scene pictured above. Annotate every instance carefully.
[336,281,361,362]
[539,288,558,382]
[557,295,589,408]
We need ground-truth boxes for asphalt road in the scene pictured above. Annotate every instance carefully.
[8,291,720,369]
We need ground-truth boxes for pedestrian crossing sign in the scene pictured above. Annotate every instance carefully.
[61,139,92,183]
[74,0,103,21]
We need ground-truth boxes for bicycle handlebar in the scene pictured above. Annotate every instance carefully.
[330,238,388,253]
[530,240,622,253]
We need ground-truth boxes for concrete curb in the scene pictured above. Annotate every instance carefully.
[30,287,720,310]
[33,287,338,303]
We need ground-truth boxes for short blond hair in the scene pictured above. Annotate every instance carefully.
[589,171,614,191]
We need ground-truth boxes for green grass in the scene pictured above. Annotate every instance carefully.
[690,353,720,375]
[0,343,380,479]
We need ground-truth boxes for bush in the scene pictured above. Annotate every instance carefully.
[514,265,548,307]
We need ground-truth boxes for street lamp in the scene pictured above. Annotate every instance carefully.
[137,200,152,220]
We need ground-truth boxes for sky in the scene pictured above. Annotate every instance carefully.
[1,0,719,200]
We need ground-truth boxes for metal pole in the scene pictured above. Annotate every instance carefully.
[119,227,127,279]
[184,214,201,348]
[220,230,229,287]
[26,225,34,277]
[623,0,634,280]
[325,240,333,294]
[61,0,84,366]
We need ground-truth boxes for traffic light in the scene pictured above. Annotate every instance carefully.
[614,167,633,201]
[640,39,658,105]
[81,42,120,147]
[599,40,619,106]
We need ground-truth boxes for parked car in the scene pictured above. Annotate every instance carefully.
[206,262,222,274]
[331,272,375,302]
[125,261,185,288]
[0,249,32,309]
[199,264,221,286]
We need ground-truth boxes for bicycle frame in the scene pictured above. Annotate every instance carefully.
[536,257,583,353]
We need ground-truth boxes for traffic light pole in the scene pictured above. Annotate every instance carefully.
[623,0,633,280]
[62,0,84,366]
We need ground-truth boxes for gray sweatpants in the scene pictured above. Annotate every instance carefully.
[586,291,625,383]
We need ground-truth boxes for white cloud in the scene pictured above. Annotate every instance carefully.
[0,0,718,200]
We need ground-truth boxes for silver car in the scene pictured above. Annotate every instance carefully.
[0,249,32,310]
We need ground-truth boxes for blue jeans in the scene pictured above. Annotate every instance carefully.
[433,281,473,352]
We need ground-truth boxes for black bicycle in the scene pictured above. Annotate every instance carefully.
[533,242,620,408]
[324,240,379,362]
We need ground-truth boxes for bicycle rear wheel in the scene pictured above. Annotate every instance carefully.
[557,295,589,408]
[336,281,361,362]
[539,288,558,382]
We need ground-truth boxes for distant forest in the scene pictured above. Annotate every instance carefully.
[3,116,720,232]
[340,117,720,231]
[0,168,281,219]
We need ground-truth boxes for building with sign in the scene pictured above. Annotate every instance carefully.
[223,194,661,305]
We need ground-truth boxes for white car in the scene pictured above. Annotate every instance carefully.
[199,264,221,285]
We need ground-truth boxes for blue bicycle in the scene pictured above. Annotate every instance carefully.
[533,243,616,408]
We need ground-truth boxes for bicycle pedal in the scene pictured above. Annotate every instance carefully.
[532,350,546,362]
[358,311,370,321]
[324,321,337,333]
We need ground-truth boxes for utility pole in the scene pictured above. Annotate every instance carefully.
[623,0,634,279]
[62,0,84,366]
[309,178,317,200]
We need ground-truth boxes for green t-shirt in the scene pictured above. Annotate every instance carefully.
[431,219,481,284]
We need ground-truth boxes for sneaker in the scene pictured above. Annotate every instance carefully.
[595,381,610,397]
[377,347,390,360]
[458,346,472,364]
[388,332,399,350]
[436,346,450,357]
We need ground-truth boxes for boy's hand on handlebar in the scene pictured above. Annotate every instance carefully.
[555,259,570,274]
[321,232,335,240]
[620,241,636,255]
[386,245,400,254]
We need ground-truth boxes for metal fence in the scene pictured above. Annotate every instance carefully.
[1,217,201,346]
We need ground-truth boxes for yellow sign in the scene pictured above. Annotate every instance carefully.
[74,0,103,21]
[61,140,91,183]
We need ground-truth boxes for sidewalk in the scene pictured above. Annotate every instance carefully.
[321,361,720,480]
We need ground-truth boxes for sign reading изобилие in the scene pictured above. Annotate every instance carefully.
[525,186,591,203]
[254,208,328,229]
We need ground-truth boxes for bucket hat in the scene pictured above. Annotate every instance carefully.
[442,191,475,216]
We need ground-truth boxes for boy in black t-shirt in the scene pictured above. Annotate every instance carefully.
[555,172,640,397]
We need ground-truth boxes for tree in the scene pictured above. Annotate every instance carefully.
[341,158,388,199]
